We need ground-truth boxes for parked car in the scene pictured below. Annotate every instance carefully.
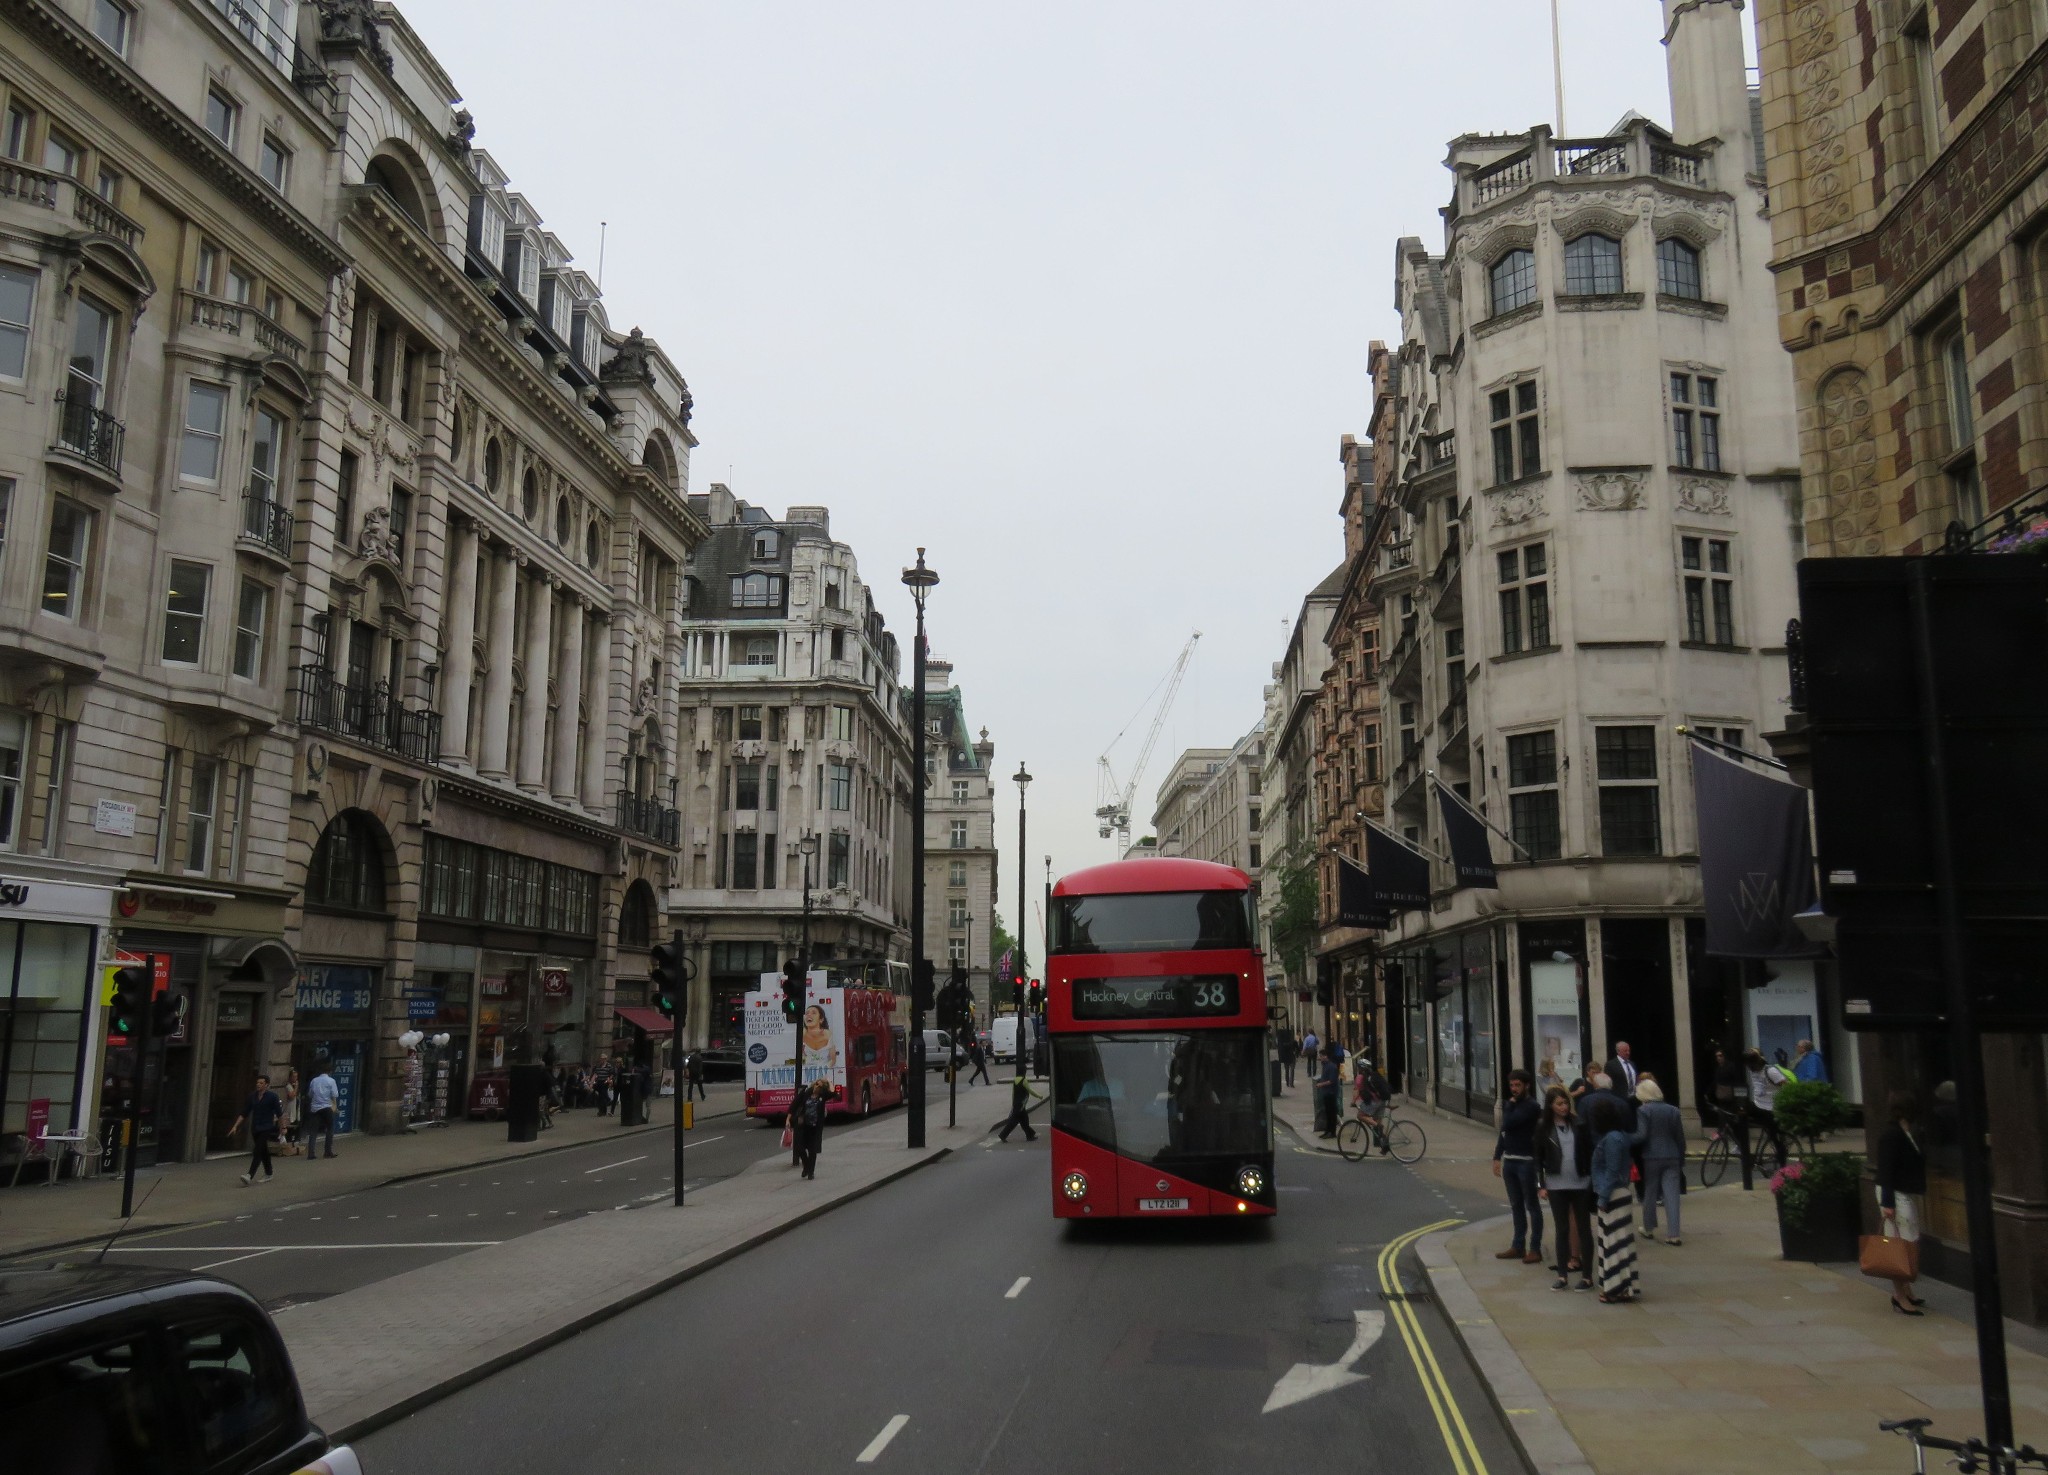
[0,1265,359,1475]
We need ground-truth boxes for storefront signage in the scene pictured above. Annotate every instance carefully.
[329,1049,360,1134]
[118,890,219,923]
[295,971,373,1014]
[540,968,570,998]
[93,800,137,837]
[217,995,256,1030]
[408,996,439,1020]
[480,975,509,997]
[0,881,28,907]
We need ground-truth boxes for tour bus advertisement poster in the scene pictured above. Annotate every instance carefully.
[745,974,845,1094]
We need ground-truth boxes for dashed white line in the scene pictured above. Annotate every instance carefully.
[584,1155,647,1175]
[856,1415,909,1463]
[1004,1277,1030,1299]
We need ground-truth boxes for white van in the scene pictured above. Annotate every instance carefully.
[991,1016,1020,1064]
[920,1029,954,1072]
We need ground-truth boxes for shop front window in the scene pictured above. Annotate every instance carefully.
[1463,929,1496,1099]
[476,955,532,1074]
[1434,946,1465,1096]
[710,940,777,1050]
[0,921,93,1135]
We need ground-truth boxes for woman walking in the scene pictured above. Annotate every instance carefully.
[1535,1086,1594,1292]
[1632,1079,1687,1245]
[795,1078,831,1179]
[280,1067,302,1158]
[1875,1090,1928,1315]
[1590,1098,1639,1303]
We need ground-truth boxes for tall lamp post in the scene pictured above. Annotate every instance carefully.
[799,832,819,974]
[1014,762,1031,1082]
[902,549,939,1149]
[1043,853,1052,970]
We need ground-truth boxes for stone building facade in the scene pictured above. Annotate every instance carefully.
[1149,747,1231,859]
[915,657,999,1025]
[0,0,702,1164]
[670,490,911,1056]
[1356,0,1805,1123]
[1754,0,2048,1319]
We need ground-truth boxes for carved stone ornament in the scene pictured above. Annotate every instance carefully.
[1675,477,1733,516]
[601,327,656,387]
[632,675,657,714]
[316,0,396,76]
[1575,471,1645,511]
[448,109,477,156]
[1487,483,1547,528]
[357,504,401,562]
[678,380,693,429]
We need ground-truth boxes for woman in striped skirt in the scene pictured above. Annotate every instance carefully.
[1589,1097,1639,1303]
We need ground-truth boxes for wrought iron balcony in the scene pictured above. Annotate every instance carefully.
[53,391,122,474]
[617,791,681,847]
[241,490,293,559]
[294,665,441,764]
[1383,538,1414,571]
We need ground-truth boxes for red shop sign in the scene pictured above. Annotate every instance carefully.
[541,969,571,998]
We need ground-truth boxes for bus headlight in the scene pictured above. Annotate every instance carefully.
[1237,1165,1265,1198]
[1061,1171,1089,1201]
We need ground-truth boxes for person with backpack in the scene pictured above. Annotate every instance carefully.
[230,1073,284,1186]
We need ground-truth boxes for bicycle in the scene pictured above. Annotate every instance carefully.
[1698,1105,1786,1187]
[1337,1105,1426,1165]
[1882,1416,2048,1474]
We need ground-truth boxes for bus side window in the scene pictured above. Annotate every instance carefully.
[856,1036,878,1067]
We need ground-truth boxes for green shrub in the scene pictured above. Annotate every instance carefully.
[1769,1151,1863,1229]
[1773,1079,1850,1153]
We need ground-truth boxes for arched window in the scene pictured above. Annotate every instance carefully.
[585,519,601,567]
[618,881,656,949]
[365,156,427,230]
[1562,234,1622,295]
[1489,249,1537,315]
[1656,238,1702,300]
[306,811,386,912]
[554,495,571,544]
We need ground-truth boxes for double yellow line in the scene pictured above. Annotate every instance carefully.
[1378,1217,1490,1475]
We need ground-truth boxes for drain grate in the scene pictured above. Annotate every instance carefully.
[1380,1290,1433,1304]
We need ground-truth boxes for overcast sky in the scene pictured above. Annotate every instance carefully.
[403,0,1745,936]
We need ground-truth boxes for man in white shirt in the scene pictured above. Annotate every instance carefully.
[1610,1042,1639,1097]
[305,1063,340,1159]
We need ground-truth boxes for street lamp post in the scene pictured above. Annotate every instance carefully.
[902,549,939,1150]
[1014,762,1031,1082]
[797,834,819,1131]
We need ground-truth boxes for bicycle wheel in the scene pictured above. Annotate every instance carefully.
[1384,1119,1426,1164]
[1700,1135,1729,1188]
[1337,1119,1369,1162]
[1753,1133,1787,1176]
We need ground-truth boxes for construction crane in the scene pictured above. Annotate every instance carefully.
[1094,632,1201,853]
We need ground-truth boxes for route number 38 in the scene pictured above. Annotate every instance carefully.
[1192,980,1230,1011]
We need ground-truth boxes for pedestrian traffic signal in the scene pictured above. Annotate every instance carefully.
[652,938,687,1020]
[912,957,936,1016]
[781,957,806,1021]
[108,966,150,1038]
[1027,979,1043,1016]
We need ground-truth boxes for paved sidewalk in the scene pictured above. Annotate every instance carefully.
[0,1082,749,1258]
[280,1082,1016,1439]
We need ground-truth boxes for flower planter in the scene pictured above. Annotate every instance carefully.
[1776,1188,1862,1262]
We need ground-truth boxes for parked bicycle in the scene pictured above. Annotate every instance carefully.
[1699,1102,1786,1187]
[1337,1104,1426,1165]
[1882,1415,2048,1474]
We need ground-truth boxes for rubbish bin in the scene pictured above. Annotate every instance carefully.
[506,1061,547,1143]
[618,1075,645,1127]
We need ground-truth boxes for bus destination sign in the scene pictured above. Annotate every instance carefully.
[1070,974,1240,1021]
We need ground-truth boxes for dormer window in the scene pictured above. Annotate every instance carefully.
[470,197,506,267]
[518,236,540,304]
[544,275,570,340]
[752,530,780,561]
[731,573,782,608]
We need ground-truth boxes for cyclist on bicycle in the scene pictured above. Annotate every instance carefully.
[1352,1058,1392,1145]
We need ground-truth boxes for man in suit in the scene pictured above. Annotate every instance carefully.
[1609,1042,1640,1097]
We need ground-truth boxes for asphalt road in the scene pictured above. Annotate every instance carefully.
[22,1109,813,1310]
[357,1119,1527,1475]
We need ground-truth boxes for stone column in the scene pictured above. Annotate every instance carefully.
[552,597,586,805]
[440,519,479,764]
[518,573,553,792]
[478,542,517,778]
[581,612,609,810]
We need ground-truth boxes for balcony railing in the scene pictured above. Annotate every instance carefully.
[241,490,292,558]
[53,391,123,474]
[1438,694,1469,746]
[1472,149,1534,204]
[294,666,441,764]
[1556,140,1629,177]
[1651,144,1706,186]
[72,189,141,248]
[617,791,681,847]
[184,291,308,367]
[1383,538,1414,571]
[0,160,58,210]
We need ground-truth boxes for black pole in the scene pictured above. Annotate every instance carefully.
[119,957,154,1220]
[1910,560,2013,1455]
[671,927,686,1207]
[1017,770,1029,1079]
[906,553,932,1150]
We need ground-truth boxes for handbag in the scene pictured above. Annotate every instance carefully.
[1860,1232,1913,1281]
[780,1126,794,1150]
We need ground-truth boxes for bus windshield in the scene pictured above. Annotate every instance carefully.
[1052,890,1252,955]
[1051,1031,1270,1160]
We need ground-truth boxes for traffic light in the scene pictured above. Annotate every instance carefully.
[1012,978,1024,1013]
[912,957,936,1017]
[651,938,688,1020]
[150,989,182,1040]
[108,966,150,1039]
[781,957,806,1021]
[1028,979,1043,1016]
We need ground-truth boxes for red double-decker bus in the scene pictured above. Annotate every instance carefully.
[1046,857,1275,1219]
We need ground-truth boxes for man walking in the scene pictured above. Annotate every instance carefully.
[304,1060,339,1159]
[1609,1042,1640,1097]
[230,1073,284,1186]
[686,1049,708,1102]
[967,1037,992,1086]
[1277,1026,1298,1089]
[1313,1045,1341,1138]
[994,1072,1043,1143]
[1301,1026,1319,1070]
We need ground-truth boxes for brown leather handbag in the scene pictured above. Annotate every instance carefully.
[1860,1233,1913,1281]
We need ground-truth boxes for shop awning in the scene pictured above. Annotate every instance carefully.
[614,1006,674,1036]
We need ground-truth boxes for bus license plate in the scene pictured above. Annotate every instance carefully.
[1137,1197,1188,1212]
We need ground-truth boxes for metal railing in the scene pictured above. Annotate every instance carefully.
[1556,140,1629,176]
[241,490,292,558]
[294,666,441,764]
[616,791,681,846]
[1472,150,1534,204]
[53,391,122,474]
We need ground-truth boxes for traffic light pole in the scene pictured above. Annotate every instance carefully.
[113,961,157,1221]
[904,552,936,1151]
[670,929,687,1208]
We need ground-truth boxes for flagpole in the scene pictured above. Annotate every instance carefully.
[1675,724,1790,772]
[1424,771,1533,861]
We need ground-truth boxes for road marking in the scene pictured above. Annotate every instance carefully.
[856,1415,909,1463]
[1377,1218,1486,1475]
[1262,1308,1386,1412]
[688,1135,726,1146]
[584,1155,647,1175]
[193,1247,282,1272]
[105,1241,502,1252]
[1004,1277,1030,1299]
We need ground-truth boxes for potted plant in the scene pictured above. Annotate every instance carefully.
[1768,1080,1862,1260]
